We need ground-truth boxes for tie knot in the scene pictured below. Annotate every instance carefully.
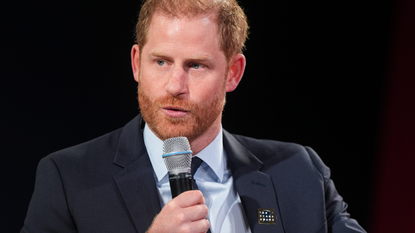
[191,156,203,176]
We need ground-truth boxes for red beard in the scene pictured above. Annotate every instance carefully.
[138,83,226,143]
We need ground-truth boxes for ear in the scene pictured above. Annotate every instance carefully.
[131,44,141,83]
[225,53,246,92]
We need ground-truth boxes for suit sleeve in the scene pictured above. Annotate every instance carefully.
[21,156,77,233]
[305,147,367,233]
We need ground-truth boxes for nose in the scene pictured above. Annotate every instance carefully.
[165,66,188,97]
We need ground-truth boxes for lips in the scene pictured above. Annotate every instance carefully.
[162,106,189,118]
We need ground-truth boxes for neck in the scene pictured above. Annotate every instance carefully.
[190,116,222,155]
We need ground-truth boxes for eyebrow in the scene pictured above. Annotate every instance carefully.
[149,51,213,62]
[149,51,168,58]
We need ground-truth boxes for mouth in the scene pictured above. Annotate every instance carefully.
[162,106,189,118]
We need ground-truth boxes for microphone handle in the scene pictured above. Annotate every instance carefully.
[169,172,193,198]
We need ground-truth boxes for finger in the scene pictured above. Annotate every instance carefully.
[183,203,209,222]
[174,190,205,208]
[190,218,210,233]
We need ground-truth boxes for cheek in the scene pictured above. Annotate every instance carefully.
[192,80,225,101]
[139,70,161,93]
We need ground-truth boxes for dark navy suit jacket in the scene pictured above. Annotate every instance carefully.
[21,115,366,233]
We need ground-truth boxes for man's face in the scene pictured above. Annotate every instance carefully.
[135,12,229,142]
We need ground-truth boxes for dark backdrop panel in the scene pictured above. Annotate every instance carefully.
[370,0,415,232]
[1,0,393,232]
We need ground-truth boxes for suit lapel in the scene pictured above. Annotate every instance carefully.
[112,115,161,233]
[223,130,286,233]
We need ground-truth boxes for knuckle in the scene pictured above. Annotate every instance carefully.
[165,200,175,208]
[176,212,186,223]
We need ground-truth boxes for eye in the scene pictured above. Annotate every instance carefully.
[191,63,201,69]
[157,60,165,66]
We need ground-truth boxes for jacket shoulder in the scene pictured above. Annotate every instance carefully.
[230,133,330,177]
[231,134,308,161]
[46,128,123,169]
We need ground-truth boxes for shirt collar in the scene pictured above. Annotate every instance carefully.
[144,124,226,183]
[196,127,226,183]
[143,124,165,182]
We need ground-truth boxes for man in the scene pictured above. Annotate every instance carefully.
[21,0,366,232]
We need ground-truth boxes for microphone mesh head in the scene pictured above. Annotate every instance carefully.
[163,137,192,174]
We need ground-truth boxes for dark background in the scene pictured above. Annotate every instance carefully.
[1,0,400,232]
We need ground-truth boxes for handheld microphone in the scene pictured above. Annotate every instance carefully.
[162,137,193,198]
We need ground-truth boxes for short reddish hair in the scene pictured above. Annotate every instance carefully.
[135,0,249,61]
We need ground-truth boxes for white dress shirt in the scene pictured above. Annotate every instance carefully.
[144,124,251,233]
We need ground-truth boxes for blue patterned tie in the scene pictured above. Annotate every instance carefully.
[191,156,203,190]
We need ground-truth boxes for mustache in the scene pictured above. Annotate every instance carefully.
[156,95,198,111]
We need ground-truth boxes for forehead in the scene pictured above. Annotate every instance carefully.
[151,6,218,24]
[147,11,219,43]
